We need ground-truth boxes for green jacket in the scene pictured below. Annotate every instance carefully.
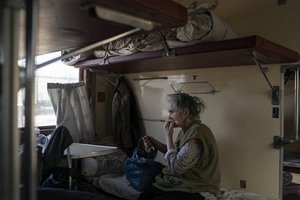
[153,121,220,194]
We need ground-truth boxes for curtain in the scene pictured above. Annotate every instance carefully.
[47,82,94,143]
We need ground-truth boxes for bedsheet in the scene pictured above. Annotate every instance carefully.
[91,174,280,200]
[61,1,238,66]
[92,2,237,59]
[218,188,279,200]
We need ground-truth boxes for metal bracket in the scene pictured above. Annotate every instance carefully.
[158,32,176,57]
[170,81,218,95]
[99,57,110,65]
[273,136,289,149]
[132,76,168,81]
[252,51,279,105]
[162,49,176,57]
[99,44,110,65]
[37,27,142,68]
[132,76,168,87]
[273,136,300,149]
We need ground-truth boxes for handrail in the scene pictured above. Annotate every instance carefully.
[23,0,38,200]
[36,28,142,69]
[274,63,300,148]
[253,51,280,105]
[0,1,22,200]
[294,68,299,140]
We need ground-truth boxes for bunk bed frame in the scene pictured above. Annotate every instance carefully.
[21,0,188,57]
[75,35,300,74]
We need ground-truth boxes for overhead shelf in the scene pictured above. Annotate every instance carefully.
[19,0,187,57]
[75,35,300,74]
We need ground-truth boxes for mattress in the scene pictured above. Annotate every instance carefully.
[91,174,280,200]
[62,1,238,66]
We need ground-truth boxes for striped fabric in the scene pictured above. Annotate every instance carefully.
[164,142,217,200]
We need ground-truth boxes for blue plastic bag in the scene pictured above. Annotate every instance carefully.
[125,139,163,192]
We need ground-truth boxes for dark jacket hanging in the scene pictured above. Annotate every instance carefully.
[112,77,144,156]
[43,126,73,170]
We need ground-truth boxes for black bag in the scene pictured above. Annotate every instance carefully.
[125,139,164,192]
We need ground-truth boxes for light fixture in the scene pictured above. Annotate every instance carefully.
[93,5,160,31]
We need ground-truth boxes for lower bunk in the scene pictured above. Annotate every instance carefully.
[35,136,285,200]
[59,148,280,200]
[88,173,280,200]
[36,176,281,200]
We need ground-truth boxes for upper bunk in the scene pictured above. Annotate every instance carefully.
[27,0,299,74]
[74,35,300,74]
[20,0,188,57]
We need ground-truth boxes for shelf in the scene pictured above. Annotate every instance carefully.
[19,0,187,57]
[75,35,300,74]
[284,166,300,174]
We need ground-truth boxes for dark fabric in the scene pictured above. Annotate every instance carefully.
[41,169,100,193]
[41,167,70,187]
[112,76,144,156]
[37,187,105,200]
[138,187,204,200]
[125,140,163,192]
[43,126,73,170]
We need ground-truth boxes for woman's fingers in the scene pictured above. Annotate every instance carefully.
[170,121,175,129]
[143,136,153,148]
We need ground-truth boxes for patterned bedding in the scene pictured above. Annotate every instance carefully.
[80,143,280,200]
[90,174,279,200]
[61,1,238,66]
[218,188,279,200]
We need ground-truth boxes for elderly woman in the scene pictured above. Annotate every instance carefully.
[140,93,220,200]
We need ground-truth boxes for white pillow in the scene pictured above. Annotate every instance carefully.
[81,149,128,178]
[93,174,141,200]
[81,158,98,177]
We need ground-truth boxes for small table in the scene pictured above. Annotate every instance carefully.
[63,143,118,188]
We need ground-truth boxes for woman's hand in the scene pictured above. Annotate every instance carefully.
[164,118,175,150]
[143,136,154,148]
[164,118,175,139]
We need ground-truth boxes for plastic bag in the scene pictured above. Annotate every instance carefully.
[125,139,163,192]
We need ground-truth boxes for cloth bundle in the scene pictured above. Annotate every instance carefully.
[124,139,164,192]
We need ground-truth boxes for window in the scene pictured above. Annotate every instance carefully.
[18,52,80,127]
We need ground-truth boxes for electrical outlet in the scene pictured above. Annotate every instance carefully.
[272,107,279,118]
[240,180,246,189]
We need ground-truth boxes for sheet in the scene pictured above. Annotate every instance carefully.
[90,174,280,200]
[61,1,238,66]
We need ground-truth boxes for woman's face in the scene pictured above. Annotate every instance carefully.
[167,102,185,127]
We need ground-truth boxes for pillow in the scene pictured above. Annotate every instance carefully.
[93,174,141,200]
[81,158,99,177]
[95,149,128,176]
[81,148,128,178]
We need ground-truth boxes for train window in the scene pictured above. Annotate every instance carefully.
[17,52,79,127]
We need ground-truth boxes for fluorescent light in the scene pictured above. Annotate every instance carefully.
[94,6,160,31]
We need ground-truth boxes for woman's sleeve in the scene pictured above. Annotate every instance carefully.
[164,141,204,175]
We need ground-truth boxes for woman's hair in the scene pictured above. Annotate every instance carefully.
[166,92,206,120]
